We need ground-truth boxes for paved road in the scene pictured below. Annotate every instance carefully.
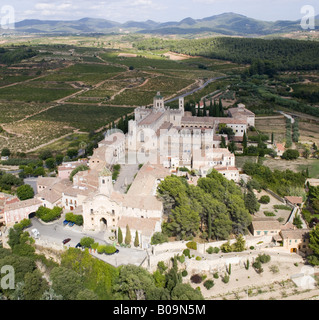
[165,76,226,103]
[27,217,147,267]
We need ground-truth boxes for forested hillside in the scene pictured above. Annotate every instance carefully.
[134,37,319,72]
[0,48,37,65]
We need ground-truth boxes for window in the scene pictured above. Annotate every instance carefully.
[257,231,261,235]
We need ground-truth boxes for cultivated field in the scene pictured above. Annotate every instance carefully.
[0,40,243,153]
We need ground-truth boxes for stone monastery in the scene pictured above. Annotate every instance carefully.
[1,92,255,248]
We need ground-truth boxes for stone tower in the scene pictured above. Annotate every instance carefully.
[153,92,164,109]
[98,167,113,196]
[179,97,185,116]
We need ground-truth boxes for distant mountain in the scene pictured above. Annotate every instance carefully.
[3,12,319,36]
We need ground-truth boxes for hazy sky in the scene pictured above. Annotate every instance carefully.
[7,0,319,22]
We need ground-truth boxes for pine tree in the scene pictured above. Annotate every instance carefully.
[125,225,131,245]
[118,227,123,244]
[134,230,139,248]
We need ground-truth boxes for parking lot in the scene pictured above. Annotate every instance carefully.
[26,217,148,267]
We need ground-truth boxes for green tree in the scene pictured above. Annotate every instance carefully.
[134,231,140,248]
[308,225,319,265]
[1,148,10,157]
[45,158,56,170]
[243,131,248,151]
[113,265,156,300]
[231,234,246,252]
[245,190,260,214]
[282,149,299,160]
[16,184,34,200]
[171,283,204,300]
[50,267,86,300]
[125,225,131,245]
[23,270,49,300]
[151,232,168,245]
[80,237,95,248]
[118,227,123,244]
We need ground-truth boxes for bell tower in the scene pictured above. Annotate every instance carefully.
[98,167,113,196]
[179,97,184,116]
[153,92,164,109]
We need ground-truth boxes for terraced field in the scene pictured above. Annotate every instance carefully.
[0,42,245,153]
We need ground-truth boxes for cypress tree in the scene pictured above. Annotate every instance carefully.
[118,227,123,244]
[243,131,248,150]
[209,100,214,117]
[134,230,139,248]
[125,225,131,245]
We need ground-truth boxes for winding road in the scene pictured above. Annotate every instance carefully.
[164,76,226,103]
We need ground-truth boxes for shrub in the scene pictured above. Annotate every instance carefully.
[196,256,202,261]
[264,211,276,217]
[151,232,168,245]
[222,274,230,284]
[97,245,106,254]
[190,274,202,284]
[257,254,271,264]
[104,245,117,255]
[252,260,263,274]
[186,241,197,250]
[182,270,188,277]
[249,246,255,250]
[183,249,191,258]
[259,195,270,204]
[213,272,219,279]
[157,261,167,274]
[204,280,215,290]
[177,254,185,263]
[65,212,83,226]
[220,241,232,253]
[36,206,62,223]
[206,246,214,254]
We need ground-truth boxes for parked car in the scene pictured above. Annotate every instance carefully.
[68,222,75,227]
[63,220,69,226]
[63,238,71,245]
[31,228,40,239]
[75,243,82,249]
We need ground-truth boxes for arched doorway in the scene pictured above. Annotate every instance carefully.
[100,218,107,231]
[28,212,36,219]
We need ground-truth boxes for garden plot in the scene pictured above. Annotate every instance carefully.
[254,190,292,223]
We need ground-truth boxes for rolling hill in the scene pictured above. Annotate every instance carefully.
[3,12,319,36]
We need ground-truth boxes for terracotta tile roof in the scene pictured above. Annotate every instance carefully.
[285,196,303,204]
[4,198,42,212]
[280,229,310,240]
[251,218,281,231]
[117,216,160,236]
